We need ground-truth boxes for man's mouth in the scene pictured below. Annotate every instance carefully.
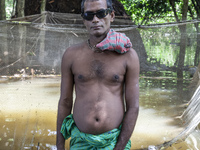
[92,26,101,30]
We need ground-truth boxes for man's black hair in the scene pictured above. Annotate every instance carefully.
[81,0,113,13]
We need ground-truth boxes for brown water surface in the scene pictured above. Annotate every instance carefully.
[0,76,199,150]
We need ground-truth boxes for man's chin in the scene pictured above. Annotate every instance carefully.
[90,33,102,38]
[92,30,102,35]
[91,30,108,38]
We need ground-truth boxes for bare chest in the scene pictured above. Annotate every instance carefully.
[72,53,126,83]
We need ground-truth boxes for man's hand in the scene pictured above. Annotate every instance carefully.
[56,146,65,150]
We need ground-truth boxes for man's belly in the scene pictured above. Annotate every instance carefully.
[73,95,125,135]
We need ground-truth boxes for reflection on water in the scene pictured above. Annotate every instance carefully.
[0,77,59,150]
[0,74,199,150]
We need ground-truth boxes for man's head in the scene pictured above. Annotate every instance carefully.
[81,0,115,38]
[81,0,113,13]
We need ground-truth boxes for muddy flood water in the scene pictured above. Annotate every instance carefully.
[0,73,200,150]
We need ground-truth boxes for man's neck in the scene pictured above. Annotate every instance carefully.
[89,29,110,46]
[89,37,104,47]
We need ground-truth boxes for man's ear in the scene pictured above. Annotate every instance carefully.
[110,11,115,22]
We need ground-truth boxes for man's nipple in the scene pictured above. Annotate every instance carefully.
[113,75,120,82]
[114,75,119,80]
[95,118,99,122]
[78,75,84,80]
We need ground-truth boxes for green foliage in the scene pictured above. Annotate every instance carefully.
[5,0,14,19]
[140,25,196,67]
[118,0,199,25]
[118,0,172,25]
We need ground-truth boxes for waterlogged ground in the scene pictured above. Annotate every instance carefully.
[0,77,59,149]
[0,73,199,150]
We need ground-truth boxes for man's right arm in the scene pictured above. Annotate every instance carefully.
[56,49,74,150]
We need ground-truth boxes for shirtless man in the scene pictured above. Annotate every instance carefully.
[56,0,139,149]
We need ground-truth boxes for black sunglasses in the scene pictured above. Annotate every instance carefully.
[81,8,111,21]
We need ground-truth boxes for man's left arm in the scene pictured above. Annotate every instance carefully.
[114,48,140,150]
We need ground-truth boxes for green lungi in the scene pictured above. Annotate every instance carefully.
[61,114,131,150]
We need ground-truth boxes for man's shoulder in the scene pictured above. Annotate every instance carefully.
[66,42,86,52]
[61,42,85,63]
[125,48,138,59]
[63,42,85,57]
[124,48,139,67]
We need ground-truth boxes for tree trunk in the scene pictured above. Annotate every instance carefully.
[177,0,188,69]
[15,0,26,67]
[39,10,47,65]
[169,0,188,69]
[178,25,187,69]
[0,0,6,20]
[188,3,200,66]
[40,0,46,13]
[177,0,188,95]
[169,0,179,22]
[194,25,200,66]
[191,0,200,66]
[182,0,189,21]
[16,0,25,17]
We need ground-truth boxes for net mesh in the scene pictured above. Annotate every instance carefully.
[0,11,199,76]
[150,84,200,149]
[0,11,200,149]
[0,11,140,75]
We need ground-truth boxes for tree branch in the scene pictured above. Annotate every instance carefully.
[169,0,179,22]
[182,0,189,21]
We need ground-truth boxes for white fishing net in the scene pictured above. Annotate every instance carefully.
[0,11,199,76]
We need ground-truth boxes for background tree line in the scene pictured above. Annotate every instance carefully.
[118,0,200,67]
[1,0,199,23]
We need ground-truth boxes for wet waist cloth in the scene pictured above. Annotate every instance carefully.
[96,29,132,54]
[61,114,131,150]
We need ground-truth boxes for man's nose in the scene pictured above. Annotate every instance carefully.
[92,15,99,23]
